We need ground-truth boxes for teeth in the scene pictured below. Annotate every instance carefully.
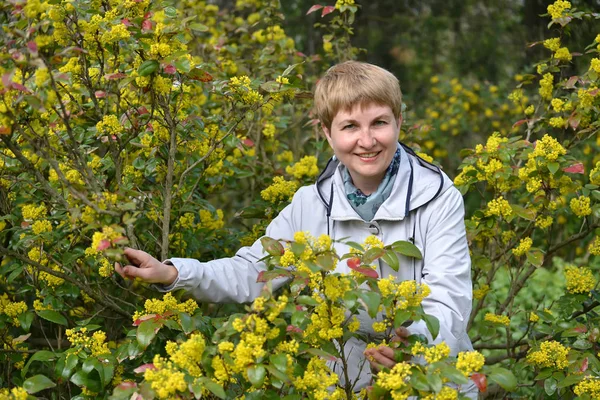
[358,152,378,158]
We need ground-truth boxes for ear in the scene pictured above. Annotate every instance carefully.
[322,123,333,145]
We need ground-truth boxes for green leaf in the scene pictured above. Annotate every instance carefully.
[344,241,364,252]
[247,365,266,387]
[393,310,411,328]
[410,369,430,391]
[391,240,422,259]
[36,310,67,326]
[138,60,159,77]
[488,367,517,391]
[428,372,443,392]
[357,291,381,318]
[440,366,469,385]
[296,295,319,306]
[21,350,56,378]
[174,58,191,73]
[260,237,284,256]
[363,247,385,264]
[381,249,399,271]
[83,357,105,387]
[544,378,557,395]
[526,248,544,267]
[557,373,584,388]
[316,252,336,270]
[510,204,536,221]
[423,314,440,340]
[137,319,161,348]
[198,377,226,399]
[164,6,177,18]
[23,374,56,394]
[281,62,303,77]
[189,23,209,32]
[179,312,193,334]
[269,353,288,372]
[547,162,560,175]
[18,311,34,331]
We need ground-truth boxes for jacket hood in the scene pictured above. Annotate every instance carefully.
[315,143,454,221]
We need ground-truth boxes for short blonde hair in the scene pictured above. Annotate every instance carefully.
[314,61,402,130]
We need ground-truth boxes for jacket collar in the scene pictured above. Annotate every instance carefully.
[316,144,452,222]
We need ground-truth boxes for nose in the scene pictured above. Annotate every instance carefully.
[357,128,375,149]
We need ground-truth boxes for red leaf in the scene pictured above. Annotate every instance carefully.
[95,90,106,98]
[574,326,588,333]
[27,41,38,55]
[121,18,132,26]
[306,4,323,14]
[2,74,12,88]
[133,314,157,326]
[471,373,487,392]
[580,357,589,373]
[563,163,584,174]
[286,325,303,334]
[21,221,31,228]
[105,72,127,80]
[133,363,155,374]
[137,106,149,115]
[116,382,137,389]
[0,126,11,135]
[243,138,254,147]
[512,119,527,129]
[565,76,579,89]
[164,64,176,75]
[321,6,335,17]
[347,257,361,269]
[97,239,111,251]
[142,19,152,31]
[568,114,581,130]
[347,260,379,279]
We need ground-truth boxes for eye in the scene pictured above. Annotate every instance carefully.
[374,120,388,126]
[342,123,356,130]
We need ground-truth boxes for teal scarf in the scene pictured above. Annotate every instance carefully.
[343,145,401,221]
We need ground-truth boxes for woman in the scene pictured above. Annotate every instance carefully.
[115,61,476,394]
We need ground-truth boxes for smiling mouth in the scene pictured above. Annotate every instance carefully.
[356,151,380,159]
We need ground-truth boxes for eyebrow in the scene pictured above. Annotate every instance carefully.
[336,113,392,125]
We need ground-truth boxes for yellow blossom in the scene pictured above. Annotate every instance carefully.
[286,156,319,180]
[547,0,571,19]
[526,340,569,369]
[484,313,510,326]
[564,265,596,294]
[570,196,592,217]
[261,176,298,203]
[512,237,532,257]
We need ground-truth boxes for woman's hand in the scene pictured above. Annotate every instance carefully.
[114,248,178,286]
[364,326,410,372]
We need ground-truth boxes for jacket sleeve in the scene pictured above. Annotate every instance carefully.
[154,188,307,303]
[407,186,473,354]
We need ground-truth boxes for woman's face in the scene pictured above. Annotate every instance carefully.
[323,103,401,195]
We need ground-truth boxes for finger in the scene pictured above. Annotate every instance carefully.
[124,247,148,267]
[368,348,396,370]
[377,346,396,360]
[395,326,410,338]
[114,262,126,279]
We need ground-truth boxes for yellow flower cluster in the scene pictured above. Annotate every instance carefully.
[570,196,592,217]
[533,134,566,161]
[484,313,511,326]
[526,340,569,369]
[554,47,572,62]
[456,351,485,376]
[551,98,564,112]
[304,302,345,343]
[573,376,600,398]
[251,25,288,45]
[335,0,355,9]
[31,219,52,235]
[589,236,600,256]
[578,87,597,109]
[564,265,596,294]
[412,341,451,363]
[543,38,561,51]
[591,58,600,74]
[548,116,565,128]
[539,73,554,100]
[132,293,198,322]
[96,115,121,137]
[230,314,278,375]
[261,176,299,203]
[86,226,123,256]
[484,196,512,219]
[229,75,263,105]
[262,122,276,139]
[100,24,130,45]
[144,355,187,399]
[286,156,319,179]
[165,334,205,377]
[199,209,224,230]
[66,327,111,356]
[530,312,540,322]
[0,387,28,400]
[40,265,65,286]
[472,284,490,300]
[294,357,340,399]
[377,277,430,309]
[512,237,532,257]
[375,361,411,399]
[323,275,351,302]
[590,162,600,185]
[535,215,553,229]
[547,0,571,19]
[0,300,27,326]
[22,204,47,220]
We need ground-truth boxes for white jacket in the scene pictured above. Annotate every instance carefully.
[160,144,474,392]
